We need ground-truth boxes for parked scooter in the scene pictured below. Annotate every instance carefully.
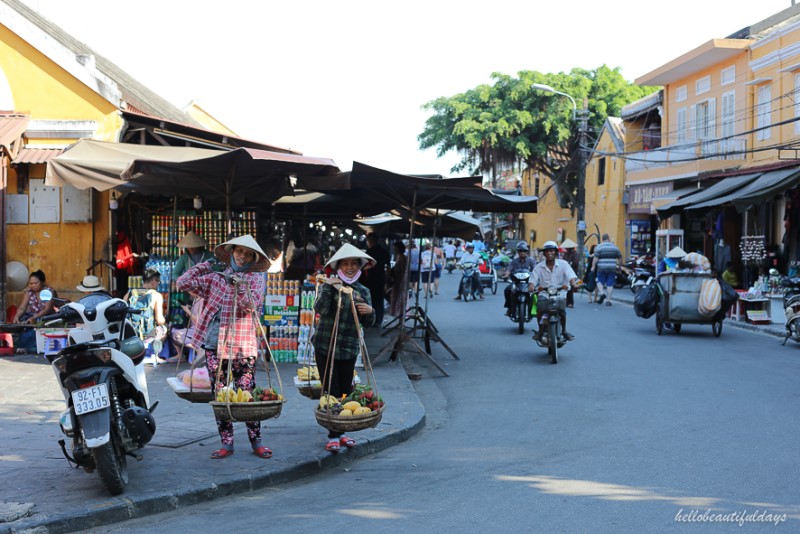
[628,266,655,294]
[445,257,457,274]
[39,290,157,495]
[508,269,533,334]
[457,261,479,301]
[781,277,800,345]
[533,286,569,364]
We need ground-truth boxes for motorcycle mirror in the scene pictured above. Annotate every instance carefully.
[40,289,53,302]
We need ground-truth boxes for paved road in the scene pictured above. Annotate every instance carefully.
[78,274,800,533]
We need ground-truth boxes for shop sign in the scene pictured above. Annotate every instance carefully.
[628,182,673,214]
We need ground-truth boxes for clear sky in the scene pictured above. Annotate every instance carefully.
[19,0,797,177]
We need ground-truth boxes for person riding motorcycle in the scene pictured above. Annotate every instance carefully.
[504,242,537,315]
[454,243,485,300]
[531,241,578,342]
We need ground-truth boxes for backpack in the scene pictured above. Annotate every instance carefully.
[129,289,155,337]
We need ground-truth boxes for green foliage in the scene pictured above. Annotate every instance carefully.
[418,65,657,193]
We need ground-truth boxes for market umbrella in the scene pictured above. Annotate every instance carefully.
[45,139,221,191]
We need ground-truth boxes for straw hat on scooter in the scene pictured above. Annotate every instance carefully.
[177,231,207,249]
[214,234,270,272]
[560,238,578,249]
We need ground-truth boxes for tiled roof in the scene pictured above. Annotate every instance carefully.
[12,147,63,163]
[620,90,663,121]
[2,0,201,126]
[0,113,28,153]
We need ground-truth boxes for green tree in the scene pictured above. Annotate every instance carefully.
[418,65,656,208]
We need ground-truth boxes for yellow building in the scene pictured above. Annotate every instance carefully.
[584,117,628,256]
[630,3,800,285]
[0,0,291,315]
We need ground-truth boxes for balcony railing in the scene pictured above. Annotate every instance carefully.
[626,137,747,172]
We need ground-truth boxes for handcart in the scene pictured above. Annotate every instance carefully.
[655,272,724,337]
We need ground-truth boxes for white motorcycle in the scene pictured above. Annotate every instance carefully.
[39,290,156,495]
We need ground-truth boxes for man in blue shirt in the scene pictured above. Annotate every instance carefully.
[590,234,622,306]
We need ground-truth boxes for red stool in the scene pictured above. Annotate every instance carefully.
[0,333,14,356]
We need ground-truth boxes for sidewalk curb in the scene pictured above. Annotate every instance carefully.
[2,409,425,534]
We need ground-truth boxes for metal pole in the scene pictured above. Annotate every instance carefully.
[576,100,590,278]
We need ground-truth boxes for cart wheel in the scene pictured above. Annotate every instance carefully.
[655,304,664,335]
[491,273,498,295]
[673,323,682,334]
[712,320,723,337]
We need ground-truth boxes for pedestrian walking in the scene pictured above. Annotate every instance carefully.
[591,233,622,306]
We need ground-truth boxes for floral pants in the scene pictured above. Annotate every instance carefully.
[206,350,260,446]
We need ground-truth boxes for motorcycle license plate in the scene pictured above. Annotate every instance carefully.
[72,383,110,415]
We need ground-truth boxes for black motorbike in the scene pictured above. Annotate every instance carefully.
[508,269,533,334]
[457,262,479,301]
[533,286,569,364]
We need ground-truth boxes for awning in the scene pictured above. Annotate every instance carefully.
[12,147,64,164]
[648,186,701,214]
[656,172,763,216]
[0,114,29,156]
[686,167,800,212]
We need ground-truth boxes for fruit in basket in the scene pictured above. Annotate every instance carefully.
[253,386,282,402]
[344,384,384,409]
[339,408,353,417]
[353,406,371,415]
[343,401,361,412]
[297,366,320,381]
[319,394,339,409]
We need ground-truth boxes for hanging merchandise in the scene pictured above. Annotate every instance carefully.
[740,236,767,267]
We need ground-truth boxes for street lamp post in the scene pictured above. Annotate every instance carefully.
[531,83,590,277]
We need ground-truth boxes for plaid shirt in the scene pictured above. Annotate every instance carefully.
[176,262,265,359]
[312,281,374,361]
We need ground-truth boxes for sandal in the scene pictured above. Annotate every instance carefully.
[325,439,341,453]
[211,448,234,459]
[252,445,272,459]
[339,436,356,448]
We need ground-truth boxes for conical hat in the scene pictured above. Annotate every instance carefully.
[177,231,207,248]
[666,246,687,259]
[560,238,578,249]
[6,261,29,292]
[214,235,270,272]
[324,243,376,270]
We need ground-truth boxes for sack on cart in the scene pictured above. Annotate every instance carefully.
[633,280,659,319]
[698,278,722,316]
[718,279,739,313]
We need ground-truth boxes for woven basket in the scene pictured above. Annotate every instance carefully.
[293,376,323,399]
[210,400,284,422]
[166,377,213,404]
[315,405,384,433]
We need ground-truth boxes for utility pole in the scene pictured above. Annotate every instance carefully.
[576,98,590,278]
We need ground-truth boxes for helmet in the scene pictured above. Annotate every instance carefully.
[465,243,474,249]
[516,242,530,252]
[542,241,559,251]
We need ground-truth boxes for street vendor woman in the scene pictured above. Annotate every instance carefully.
[312,243,375,453]
[176,234,270,460]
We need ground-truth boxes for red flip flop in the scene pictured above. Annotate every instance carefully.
[252,445,272,459]
[339,436,356,448]
[325,440,341,453]
[211,448,234,459]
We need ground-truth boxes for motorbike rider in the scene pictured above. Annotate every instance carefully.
[504,242,536,315]
[531,241,578,342]
[454,242,485,300]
